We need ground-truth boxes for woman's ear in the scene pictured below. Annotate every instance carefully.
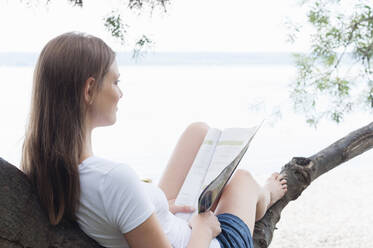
[84,77,95,104]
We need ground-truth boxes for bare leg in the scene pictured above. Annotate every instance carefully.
[158,122,209,200]
[214,169,287,235]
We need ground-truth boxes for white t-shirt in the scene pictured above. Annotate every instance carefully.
[76,156,220,248]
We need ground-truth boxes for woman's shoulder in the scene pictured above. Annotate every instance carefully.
[79,156,138,182]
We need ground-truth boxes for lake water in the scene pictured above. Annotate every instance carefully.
[1,59,372,184]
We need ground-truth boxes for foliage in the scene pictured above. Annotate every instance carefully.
[288,0,373,126]
[103,10,128,45]
[101,0,168,48]
[18,0,168,55]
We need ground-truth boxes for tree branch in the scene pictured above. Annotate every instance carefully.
[253,121,373,247]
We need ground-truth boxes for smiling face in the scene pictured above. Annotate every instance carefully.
[88,60,123,128]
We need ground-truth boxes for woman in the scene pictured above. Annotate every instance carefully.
[21,32,287,248]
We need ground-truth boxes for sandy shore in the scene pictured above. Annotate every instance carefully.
[263,165,373,248]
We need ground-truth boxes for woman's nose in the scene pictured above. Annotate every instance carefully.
[119,88,123,98]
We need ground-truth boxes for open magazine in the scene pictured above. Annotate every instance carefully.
[175,125,261,221]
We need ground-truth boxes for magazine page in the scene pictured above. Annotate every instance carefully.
[201,126,259,187]
[174,128,221,221]
[198,140,250,213]
[197,125,260,213]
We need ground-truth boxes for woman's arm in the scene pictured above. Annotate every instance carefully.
[187,211,221,248]
[124,209,220,248]
[124,213,172,248]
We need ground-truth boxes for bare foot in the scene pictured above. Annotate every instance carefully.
[256,173,287,221]
[264,172,287,208]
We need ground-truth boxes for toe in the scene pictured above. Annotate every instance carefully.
[277,174,285,181]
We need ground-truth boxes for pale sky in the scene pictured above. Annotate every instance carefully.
[0,0,309,52]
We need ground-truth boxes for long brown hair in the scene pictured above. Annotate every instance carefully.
[21,32,115,225]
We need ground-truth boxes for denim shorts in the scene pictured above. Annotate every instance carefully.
[216,213,254,248]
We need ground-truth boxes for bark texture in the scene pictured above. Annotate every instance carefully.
[252,121,373,248]
[0,158,104,248]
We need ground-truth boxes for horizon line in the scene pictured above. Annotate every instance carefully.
[0,52,297,66]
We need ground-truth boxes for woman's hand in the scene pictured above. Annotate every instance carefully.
[168,199,195,214]
[189,211,221,239]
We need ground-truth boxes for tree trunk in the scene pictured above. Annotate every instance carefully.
[252,121,373,248]
[0,158,104,248]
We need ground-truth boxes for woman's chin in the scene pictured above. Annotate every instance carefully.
[107,118,117,126]
[98,118,117,127]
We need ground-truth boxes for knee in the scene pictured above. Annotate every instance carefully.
[234,169,253,180]
[232,169,260,190]
[184,122,209,136]
[187,121,209,132]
